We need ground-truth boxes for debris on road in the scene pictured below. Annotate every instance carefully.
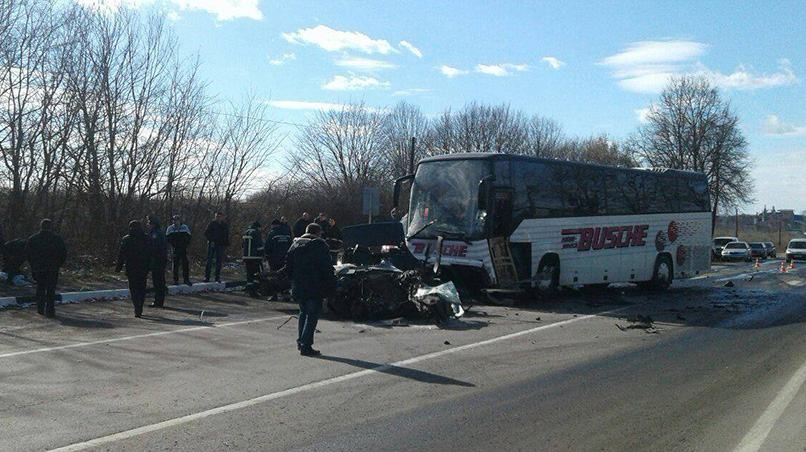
[616,314,658,333]
[443,340,451,345]
[724,281,735,287]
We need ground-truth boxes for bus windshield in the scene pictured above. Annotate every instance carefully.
[408,159,491,240]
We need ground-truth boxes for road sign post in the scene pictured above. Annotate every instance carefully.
[362,187,380,224]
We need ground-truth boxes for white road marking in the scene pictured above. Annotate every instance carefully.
[48,306,631,452]
[734,355,806,452]
[0,315,289,359]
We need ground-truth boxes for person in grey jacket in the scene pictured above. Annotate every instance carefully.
[283,223,336,356]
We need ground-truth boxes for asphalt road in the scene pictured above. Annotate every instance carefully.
[1,258,804,451]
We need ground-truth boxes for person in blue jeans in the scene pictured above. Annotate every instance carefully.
[283,222,336,356]
[204,212,230,283]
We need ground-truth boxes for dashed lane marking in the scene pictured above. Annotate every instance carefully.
[48,306,632,452]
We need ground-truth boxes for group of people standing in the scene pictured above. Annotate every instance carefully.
[1,211,342,358]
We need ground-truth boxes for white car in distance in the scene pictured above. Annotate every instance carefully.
[721,241,752,262]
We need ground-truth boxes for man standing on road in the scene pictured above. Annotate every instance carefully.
[204,212,230,283]
[166,215,192,286]
[284,223,336,356]
[26,219,67,318]
[293,212,310,238]
[116,220,150,318]
[265,219,292,272]
[146,216,168,308]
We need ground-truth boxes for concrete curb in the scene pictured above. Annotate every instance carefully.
[0,280,246,309]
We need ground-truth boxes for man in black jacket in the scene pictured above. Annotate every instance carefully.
[292,212,310,238]
[284,223,336,356]
[265,219,292,271]
[166,215,192,286]
[204,212,230,283]
[116,220,150,318]
[146,216,168,308]
[26,219,67,317]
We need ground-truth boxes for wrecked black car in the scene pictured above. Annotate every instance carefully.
[330,221,463,323]
[247,221,464,324]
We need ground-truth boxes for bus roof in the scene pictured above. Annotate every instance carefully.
[417,152,706,179]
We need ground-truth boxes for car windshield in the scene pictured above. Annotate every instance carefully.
[714,238,735,247]
[749,243,764,249]
[789,240,806,250]
[408,159,491,240]
[725,243,746,249]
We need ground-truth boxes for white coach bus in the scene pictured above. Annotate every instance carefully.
[393,153,711,292]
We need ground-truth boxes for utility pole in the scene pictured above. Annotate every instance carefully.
[735,207,739,238]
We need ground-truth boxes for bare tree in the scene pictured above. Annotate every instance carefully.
[525,116,565,158]
[382,101,429,177]
[626,75,753,230]
[287,102,388,223]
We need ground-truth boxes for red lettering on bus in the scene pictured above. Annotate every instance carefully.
[562,224,649,252]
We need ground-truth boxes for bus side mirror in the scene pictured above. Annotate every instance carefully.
[477,176,495,211]
[393,174,414,209]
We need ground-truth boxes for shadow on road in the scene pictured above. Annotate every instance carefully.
[318,355,476,388]
[161,306,228,318]
[55,314,115,329]
[140,315,212,326]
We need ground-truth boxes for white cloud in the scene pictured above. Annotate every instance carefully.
[475,63,529,77]
[322,75,390,91]
[439,65,468,78]
[635,107,652,124]
[282,25,396,55]
[763,115,806,136]
[697,60,798,90]
[335,57,396,71]
[75,0,263,21]
[268,100,352,112]
[172,0,262,20]
[392,88,430,96]
[268,53,296,66]
[600,40,798,93]
[399,40,423,58]
[541,56,565,70]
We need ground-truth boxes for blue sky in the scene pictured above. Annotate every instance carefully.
[81,0,805,213]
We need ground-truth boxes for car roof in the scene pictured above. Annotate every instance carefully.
[714,236,739,240]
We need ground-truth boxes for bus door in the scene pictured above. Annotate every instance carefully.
[488,188,519,288]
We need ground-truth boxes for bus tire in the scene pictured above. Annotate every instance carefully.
[536,256,560,294]
[645,255,673,291]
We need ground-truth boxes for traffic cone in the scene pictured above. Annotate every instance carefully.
[790,260,796,270]
[754,258,760,270]
[780,261,787,273]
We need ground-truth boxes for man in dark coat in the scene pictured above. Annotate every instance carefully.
[116,220,150,318]
[242,221,264,285]
[284,223,336,356]
[278,216,292,237]
[26,219,67,317]
[265,219,292,271]
[204,212,230,283]
[146,216,168,308]
[3,238,27,285]
[166,215,192,286]
[292,212,310,238]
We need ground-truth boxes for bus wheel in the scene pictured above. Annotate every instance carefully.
[646,255,673,290]
[536,257,560,294]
